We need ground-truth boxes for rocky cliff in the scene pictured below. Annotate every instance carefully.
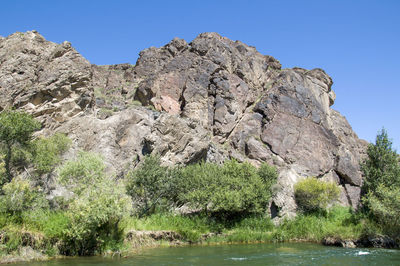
[0,31,367,218]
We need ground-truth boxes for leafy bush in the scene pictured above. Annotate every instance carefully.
[126,156,278,219]
[363,185,400,235]
[32,133,71,174]
[294,177,340,213]
[0,110,41,181]
[176,160,277,217]
[58,152,106,196]
[126,155,177,217]
[63,180,131,255]
[0,178,48,219]
[58,152,131,255]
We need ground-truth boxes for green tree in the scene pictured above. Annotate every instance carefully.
[125,155,175,217]
[0,110,41,182]
[361,129,400,234]
[361,128,400,193]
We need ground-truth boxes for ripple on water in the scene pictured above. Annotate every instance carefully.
[226,257,248,261]
[356,251,370,256]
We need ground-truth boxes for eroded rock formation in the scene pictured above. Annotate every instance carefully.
[0,31,368,219]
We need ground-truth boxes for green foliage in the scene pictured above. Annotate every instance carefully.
[361,129,400,236]
[0,110,41,181]
[63,181,131,255]
[361,128,400,193]
[294,177,340,213]
[21,210,70,239]
[258,163,278,196]
[126,156,278,219]
[126,155,176,217]
[272,207,363,242]
[32,133,71,174]
[0,110,41,146]
[0,156,5,188]
[58,151,106,196]
[0,178,48,219]
[177,160,275,216]
[363,185,400,235]
[58,152,132,255]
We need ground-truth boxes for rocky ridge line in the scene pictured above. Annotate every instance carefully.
[0,31,368,219]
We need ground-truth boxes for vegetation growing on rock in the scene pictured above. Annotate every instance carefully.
[0,30,399,262]
[294,177,340,213]
[0,113,399,262]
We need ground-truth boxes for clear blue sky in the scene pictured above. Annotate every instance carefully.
[2,0,399,150]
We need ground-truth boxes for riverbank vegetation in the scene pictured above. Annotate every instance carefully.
[0,111,399,262]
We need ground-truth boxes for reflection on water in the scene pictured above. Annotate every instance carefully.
[14,242,400,266]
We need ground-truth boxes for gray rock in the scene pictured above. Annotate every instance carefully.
[0,31,368,219]
[0,31,93,127]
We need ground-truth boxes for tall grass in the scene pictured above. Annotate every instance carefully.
[0,206,383,262]
[121,207,368,245]
[272,207,365,242]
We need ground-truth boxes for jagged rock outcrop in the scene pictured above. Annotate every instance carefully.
[0,31,93,128]
[0,31,368,219]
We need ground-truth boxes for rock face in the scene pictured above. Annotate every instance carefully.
[0,31,368,218]
[0,31,93,128]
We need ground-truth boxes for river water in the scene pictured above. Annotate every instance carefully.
[15,243,400,265]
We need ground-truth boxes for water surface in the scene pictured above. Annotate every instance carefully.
[16,243,400,265]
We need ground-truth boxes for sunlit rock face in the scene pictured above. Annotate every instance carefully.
[0,31,368,218]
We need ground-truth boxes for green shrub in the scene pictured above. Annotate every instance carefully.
[0,178,49,220]
[294,177,340,213]
[58,152,105,196]
[126,155,176,217]
[32,133,71,174]
[363,185,400,235]
[0,110,41,181]
[126,157,278,219]
[63,180,131,255]
[10,145,33,167]
[58,152,131,255]
[176,160,277,217]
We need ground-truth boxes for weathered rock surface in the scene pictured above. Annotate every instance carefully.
[0,31,368,219]
[0,31,93,128]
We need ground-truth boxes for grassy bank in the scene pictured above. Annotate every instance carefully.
[123,206,371,244]
[1,206,385,263]
[0,112,399,263]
